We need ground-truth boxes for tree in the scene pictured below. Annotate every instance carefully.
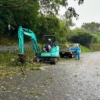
[69,30,97,47]
[0,0,29,8]
[36,15,68,43]
[60,14,75,29]
[0,0,84,38]
[0,0,84,18]
[81,22,100,33]
[0,0,39,37]
[0,7,15,36]
[39,0,84,18]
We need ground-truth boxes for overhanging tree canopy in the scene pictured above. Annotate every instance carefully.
[0,0,84,18]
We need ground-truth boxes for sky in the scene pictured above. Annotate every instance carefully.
[59,0,100,28]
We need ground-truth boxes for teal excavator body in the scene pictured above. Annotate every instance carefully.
[18,26,59,64]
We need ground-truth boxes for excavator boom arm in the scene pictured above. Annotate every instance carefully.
[18,26,39,55]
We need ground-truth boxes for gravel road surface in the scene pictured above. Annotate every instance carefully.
[0,52,100,100]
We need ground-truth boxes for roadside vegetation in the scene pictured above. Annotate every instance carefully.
[0,49,41,79]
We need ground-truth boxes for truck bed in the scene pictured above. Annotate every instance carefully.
[60,47,76,58]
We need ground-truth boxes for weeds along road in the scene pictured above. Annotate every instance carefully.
[0,52,100,100]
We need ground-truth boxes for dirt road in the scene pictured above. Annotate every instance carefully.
[0,52,100,100]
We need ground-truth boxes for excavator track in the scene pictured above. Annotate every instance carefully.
[50,58,58,64]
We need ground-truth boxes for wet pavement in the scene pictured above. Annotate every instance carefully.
[0,52,100,100]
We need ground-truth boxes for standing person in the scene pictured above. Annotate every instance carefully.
[75,44,81,60]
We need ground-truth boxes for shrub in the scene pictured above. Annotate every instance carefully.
[70,31,96,47]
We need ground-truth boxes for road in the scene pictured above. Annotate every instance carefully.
[0,44,31,52]
[0,52,100,100]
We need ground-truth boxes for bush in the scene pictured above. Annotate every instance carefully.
[70,31,96,47]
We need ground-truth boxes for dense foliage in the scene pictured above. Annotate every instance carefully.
[81,22,100,34]
[0,0,84,37]
[0,0,39,37]
[36,15,68,43]
[0,0,84,17]
[68,29,97,47]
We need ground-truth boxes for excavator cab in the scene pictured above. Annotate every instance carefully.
[38,35,59,64]
[42,35,57,52]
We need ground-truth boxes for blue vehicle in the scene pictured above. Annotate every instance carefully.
[18,26,60,64]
